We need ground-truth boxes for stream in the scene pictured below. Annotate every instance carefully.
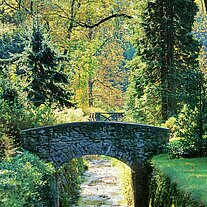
[74,157,128,207]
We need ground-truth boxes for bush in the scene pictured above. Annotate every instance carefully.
[0,151,55,207]
[166,105,207,158]
[150,155,207,207]
[58,158,87,206]
[0,134,16,161]
[168,139,207,158]
[53,107,89,124]
[0,97,56,159]
[149,168,205,207]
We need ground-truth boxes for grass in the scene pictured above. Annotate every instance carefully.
[152,154,207,205]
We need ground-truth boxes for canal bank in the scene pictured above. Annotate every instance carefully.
[72,155,207,207]
[149,154,207,207]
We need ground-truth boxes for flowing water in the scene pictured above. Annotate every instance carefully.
[74,157,128,207]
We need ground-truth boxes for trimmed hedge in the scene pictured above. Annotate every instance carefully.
[149,169,205,207]
[149,155,206,207]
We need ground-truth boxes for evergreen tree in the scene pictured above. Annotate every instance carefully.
[0,32,25,107]
[126,0,200,123]
[18,20,74,107]
[0,32,25,60]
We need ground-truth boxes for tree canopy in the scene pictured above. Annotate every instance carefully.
[0,0,207,158]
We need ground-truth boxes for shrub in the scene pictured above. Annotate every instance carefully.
[0,150,55,207]
[0,98,56,159]
[150,155,207,207]
[111,158,134,206]
[53,107,89,124]
[167,105,207,158]
[58,158,87,206]
[149,168,205,207]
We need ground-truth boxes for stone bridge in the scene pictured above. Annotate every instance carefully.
[20,121,169,207]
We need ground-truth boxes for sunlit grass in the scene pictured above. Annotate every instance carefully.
[152,154,207,205]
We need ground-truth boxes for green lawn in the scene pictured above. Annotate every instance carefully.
[152,154,207,205]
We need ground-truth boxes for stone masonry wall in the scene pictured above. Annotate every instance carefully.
[20,122,169,168]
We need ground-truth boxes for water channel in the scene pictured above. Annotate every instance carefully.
[74,157,128,207]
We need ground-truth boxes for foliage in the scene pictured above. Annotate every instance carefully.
[0,96,87,206]
[0,0,136,110]
[0,0,207,205]
[0,97,56,137]
[53,107,89,123]
[161,116,177,134]
[0,134,15,161]
[68,28,131,110]
[165,3,207,158]
[0,19,75,108]
[149,169,205,207]
[58,158,87,206]
[0,150,55,207]
[0,32,25,60]
[15,19,74,108]
[0,81,56,160]
[112,158,134,206]
[150,154,207,206]
[126,0,200,123]
[125,0,207,158]
[168,104,207,158]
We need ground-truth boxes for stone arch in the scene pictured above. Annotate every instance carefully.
[61,150,133,170]
[20,121,169,207]
[20,121,169,169]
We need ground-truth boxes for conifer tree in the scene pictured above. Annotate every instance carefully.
[126,0,200,123]
[19,19,74,107]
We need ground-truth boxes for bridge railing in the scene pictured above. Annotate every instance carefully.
[89,112,124,122]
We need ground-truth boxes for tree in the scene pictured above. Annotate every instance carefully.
[166,1,207,157]
[60,0,134,110]
[126,0,200,123]
[16,19,74,107]
[1,0,135,110]
[203,0,207,11]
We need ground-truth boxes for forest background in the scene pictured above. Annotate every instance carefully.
[0,0,207,206]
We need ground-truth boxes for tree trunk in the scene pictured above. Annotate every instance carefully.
[167,0,177,117]
[204,0,207,12]
[88,79,94,107]
[159,0,168,121]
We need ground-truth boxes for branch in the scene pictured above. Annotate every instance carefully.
[51,3,70,18]
[3,0,32,14]
[4,0,17,10]
[96,79,119,92]
[93,37,111,56]
[0,56,20,64]
[0,0,4,6]
[67,0,77,39]
[76,13,133,29]
[204,0,207,12]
